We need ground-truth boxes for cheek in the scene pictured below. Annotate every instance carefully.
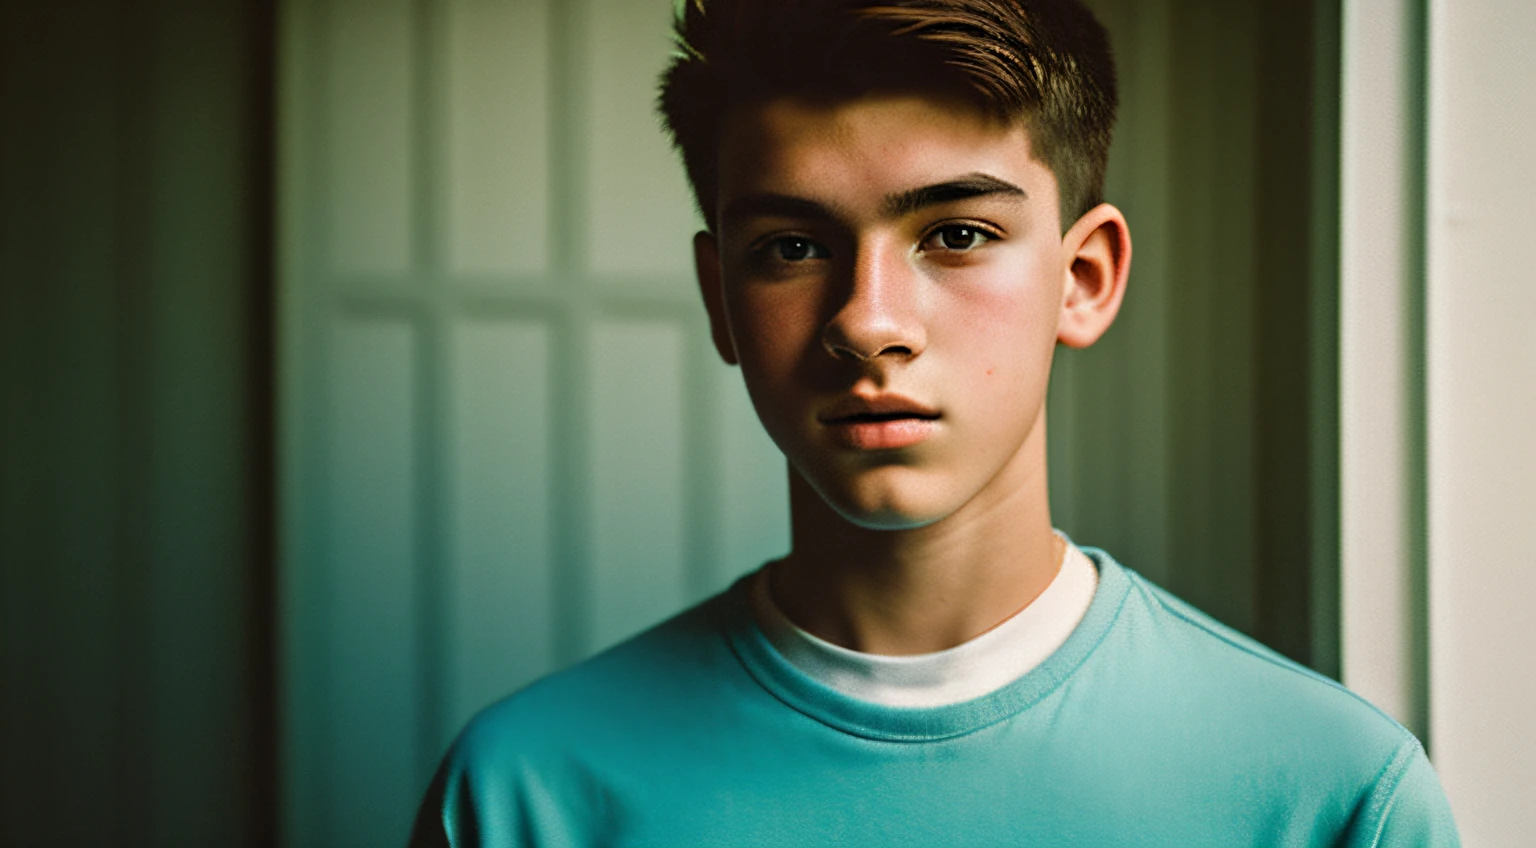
[938,269,1060,382]
[727,286,821,375]
[725,289,825,437]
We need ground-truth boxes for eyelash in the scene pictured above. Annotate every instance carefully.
[918,222,1002,253]
[748,221,1003,267]
[745,234,828,271]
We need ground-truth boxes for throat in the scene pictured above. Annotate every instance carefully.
[770,526,1068,656]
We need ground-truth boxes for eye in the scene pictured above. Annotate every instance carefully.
[770,236,829,262]
[922,224,995,253]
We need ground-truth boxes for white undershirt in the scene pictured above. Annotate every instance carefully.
[749,534,1099,708]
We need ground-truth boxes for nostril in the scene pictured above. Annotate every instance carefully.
[821,341,917,361]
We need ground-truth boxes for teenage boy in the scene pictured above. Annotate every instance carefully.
[410,0,1460,845]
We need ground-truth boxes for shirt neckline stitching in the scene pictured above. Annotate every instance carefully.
[719,547,1133,742]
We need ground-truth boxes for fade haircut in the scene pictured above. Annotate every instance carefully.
[657,0,1118,231]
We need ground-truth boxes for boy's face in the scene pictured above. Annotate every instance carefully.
[696,94,1119,530]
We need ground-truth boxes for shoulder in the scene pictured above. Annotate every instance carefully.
[1077,550,1458,841]
[1101,549,1410,748]
[447,582,749,767]
[411,584,760,845]
[1130,559,1394,718]
[1086,549,1415,767]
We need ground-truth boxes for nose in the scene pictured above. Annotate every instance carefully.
[821,238,927,363]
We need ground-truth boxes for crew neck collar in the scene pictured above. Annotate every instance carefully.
[749,538,1098,707]
[720,546,1133,742]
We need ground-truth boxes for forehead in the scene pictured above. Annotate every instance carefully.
[715,95,1055,216]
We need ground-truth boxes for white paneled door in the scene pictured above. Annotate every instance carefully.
[277,0,1282,846]
[278,1,789,845]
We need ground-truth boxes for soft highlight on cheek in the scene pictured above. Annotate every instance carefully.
[934,277,1054,366]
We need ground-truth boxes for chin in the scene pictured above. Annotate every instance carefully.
[807,465,963,531]
[830,507,944,532]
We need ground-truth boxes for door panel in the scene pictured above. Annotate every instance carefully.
[587,318,690,650]
[326,318,421,848]
[443,0,550,275]
[583,0,701,280]
[445,319,555,733]
[326,0,415,275]
[280,2,789,845]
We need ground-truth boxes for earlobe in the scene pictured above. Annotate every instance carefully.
[693,231,740,365]
[1057,203,1132,349]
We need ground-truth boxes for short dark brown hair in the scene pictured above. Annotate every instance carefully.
[657,0,1118,230]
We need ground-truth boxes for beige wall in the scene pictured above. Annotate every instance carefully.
[1342,0,1536,841]
[1340,0,1427,738]
[1426,0,1536,842]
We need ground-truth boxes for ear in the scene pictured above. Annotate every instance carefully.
[1056,203,1132,349]
[693,230,739,365]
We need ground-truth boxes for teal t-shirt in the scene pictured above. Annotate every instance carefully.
[409,549,1460,847]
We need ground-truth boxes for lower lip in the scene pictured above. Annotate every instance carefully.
[823,418,938,450]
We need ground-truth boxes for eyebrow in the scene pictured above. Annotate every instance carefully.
[882,173,1027,218]
[720,172,1027,229]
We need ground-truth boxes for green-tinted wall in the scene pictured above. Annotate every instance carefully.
[1,1,274,845]
[1052,0,1341,674]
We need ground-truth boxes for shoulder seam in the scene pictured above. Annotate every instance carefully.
[1127,570,1415,737]
[1358,735,1424,848]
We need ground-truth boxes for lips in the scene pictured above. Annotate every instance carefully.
[818,393,940,450]
[818,393,940,424]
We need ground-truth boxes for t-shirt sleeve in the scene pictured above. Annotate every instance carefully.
[408,748,517,848]
[1341,736,1461,848]
[406,728,589,848]
[406,758,456,848]
[406,754,536,848]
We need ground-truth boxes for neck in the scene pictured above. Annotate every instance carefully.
[771,409,1062,655]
